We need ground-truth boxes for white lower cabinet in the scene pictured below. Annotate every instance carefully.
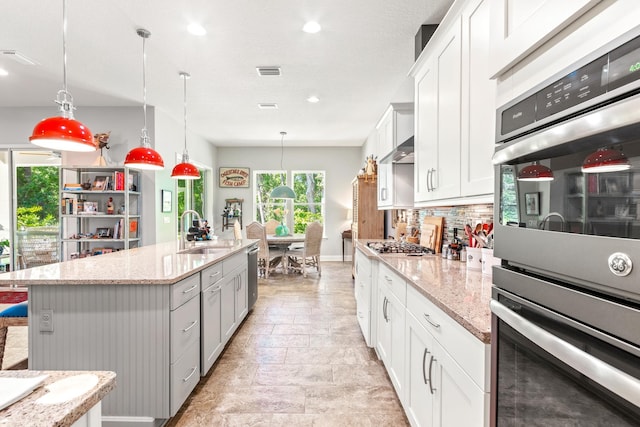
[405,311,485,427]
[376,263,407,402]
[354,248,377,347]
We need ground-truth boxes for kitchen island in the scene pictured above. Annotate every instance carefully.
[0,239,258,427]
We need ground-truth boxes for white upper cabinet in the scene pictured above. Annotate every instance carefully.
[488,0,602,78]
[461,0,495,197]
[412,0,494,206]
[376,103,414,160]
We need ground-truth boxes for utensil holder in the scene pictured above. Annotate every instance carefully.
[466,247,482,270]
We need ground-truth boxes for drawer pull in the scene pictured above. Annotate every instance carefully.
[183,366,197,382]
[209,285,222,294]
[384,275,393,283]
[209,271,221,278]
[182,284,198,294]
[423,313,440,329]
[182,320,198,332]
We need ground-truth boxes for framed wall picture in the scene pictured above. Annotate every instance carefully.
[219,167,250,188]
[525,192,540,215]
[161,189,172,213]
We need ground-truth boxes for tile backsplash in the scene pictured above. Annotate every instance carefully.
[398,204,494,248]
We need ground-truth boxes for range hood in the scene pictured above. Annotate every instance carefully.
[390,136,414,164]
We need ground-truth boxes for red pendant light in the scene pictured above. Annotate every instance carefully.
[517,161,554,181]
[30,0,96,152]
[171,72,200,180]
[581,147,631,173]
[124,29,164,171]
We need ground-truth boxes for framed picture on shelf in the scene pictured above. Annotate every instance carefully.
[96,227,113,238]
[161,189,172,213]
[91,176,108,191]
[525,192,540,215]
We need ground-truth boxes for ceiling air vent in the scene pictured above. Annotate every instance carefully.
[258,103,278,110]
[256,66,281,76]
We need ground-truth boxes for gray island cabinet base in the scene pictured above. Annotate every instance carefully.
[20,240,255,427]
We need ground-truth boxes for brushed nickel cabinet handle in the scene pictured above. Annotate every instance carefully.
[422,348,429,385]
[183,366,197,382]
[182,320,197,332]
[423,313,440,329]
[182,284,198,294]
[428,354,436,394]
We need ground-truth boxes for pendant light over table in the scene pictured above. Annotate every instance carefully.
[124,28,165,170]
[171,72,200,179]
[30,0,96,152]
[270,131,296,199]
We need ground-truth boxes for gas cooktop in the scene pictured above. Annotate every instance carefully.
[366,241,434,255]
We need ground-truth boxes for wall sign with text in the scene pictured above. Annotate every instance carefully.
[219,167,250,188]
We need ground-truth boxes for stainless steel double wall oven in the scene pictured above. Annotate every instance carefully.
[491,26,640,426]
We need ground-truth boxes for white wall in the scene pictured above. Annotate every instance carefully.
[215,146,361,260]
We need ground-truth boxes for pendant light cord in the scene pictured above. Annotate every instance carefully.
[57,0,74,117]
[280,131,287,170]
[137,29,151,146]
[181,72,190,155]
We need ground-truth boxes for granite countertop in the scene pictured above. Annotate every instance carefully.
[357,241,492,343]
[0,239,258,287]
[0,370,116,427]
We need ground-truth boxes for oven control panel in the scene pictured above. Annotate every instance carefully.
[608,252,633,277]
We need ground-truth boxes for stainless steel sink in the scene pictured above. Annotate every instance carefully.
[178,246,230,255]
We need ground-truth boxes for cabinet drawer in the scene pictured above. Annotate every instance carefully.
[201,262,223,288]
[406,284,488,390]
[170,295,200,363]
[171,274,201,310]
[170,339,200,416]
[379,263,406,305]
[223,252,246,275]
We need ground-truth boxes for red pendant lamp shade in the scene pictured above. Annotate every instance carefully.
[581,147,631,173]
[124,28,164,171]
[171,159,200,179]
[30,0,96,153]
[171,72,199,179]
[517,162,554,181]
[30,112,96,152]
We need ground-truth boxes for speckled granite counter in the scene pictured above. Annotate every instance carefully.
[0,370,115,427]
[356,241,492,343]
[0,239,258,286]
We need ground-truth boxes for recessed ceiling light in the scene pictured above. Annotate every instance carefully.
[307,96,320,103]
[303,21,322,34]
[258,103,279,109]
[0,68,8,77]
[187,23,206,36]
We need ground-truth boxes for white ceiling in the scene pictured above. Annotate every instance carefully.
[0,0,452,147]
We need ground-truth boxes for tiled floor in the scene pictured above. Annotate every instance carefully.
[167,261,409,426]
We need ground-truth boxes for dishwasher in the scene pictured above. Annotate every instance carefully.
[247,243,259,310]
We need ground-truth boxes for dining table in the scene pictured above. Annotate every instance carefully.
[266,233,305,274]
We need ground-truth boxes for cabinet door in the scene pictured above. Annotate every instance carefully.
[220,273,237,343]
[432,340,486,427]
[387,290,406,403]
[235,267,248,322]
[433,18,462,201]
[377,108,394,158]
[376,286,392,364]
[377,160,392,208]
[461,0,495,198]
[405,312,435,427]
[489,0,601,77]
[414,57,437,203]
[201,282,223,375]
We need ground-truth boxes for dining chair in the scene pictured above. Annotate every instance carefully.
[287,222,323,277]
[245,221,284,278]
[264,219,279,235]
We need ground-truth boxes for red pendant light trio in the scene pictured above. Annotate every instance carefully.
[30,0,96,152]
[171,72,200,179]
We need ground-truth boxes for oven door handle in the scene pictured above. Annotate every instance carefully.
[491,300,640,408]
